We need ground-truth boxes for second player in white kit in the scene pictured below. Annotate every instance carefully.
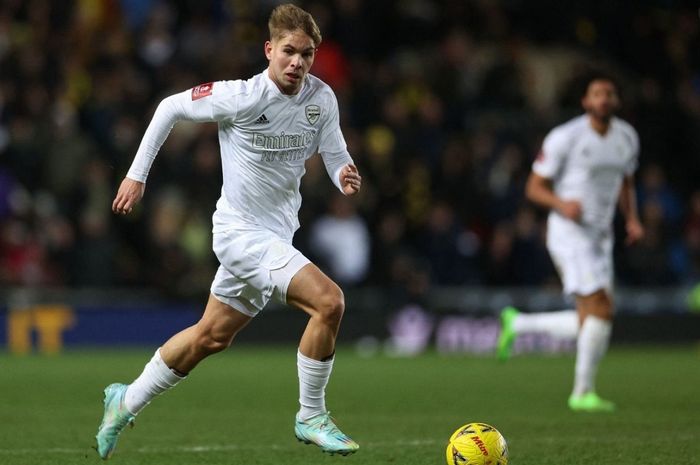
[497,74,645,412]
[538,112,639,297]
[96,4,361,459]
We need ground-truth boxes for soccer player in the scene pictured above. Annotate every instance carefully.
[496,74,645,412]
[96,4,361,458]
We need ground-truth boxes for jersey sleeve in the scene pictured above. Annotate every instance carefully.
[532,128,568,179]
[126,81,238,182]
[188,81,240,123]
[624,126,640,176]
[317,91,353,192]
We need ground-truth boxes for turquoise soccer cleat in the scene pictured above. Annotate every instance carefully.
[95,383,135,459]
[496,306,520,361]
[294,412,359,456]
[568,392,616,412]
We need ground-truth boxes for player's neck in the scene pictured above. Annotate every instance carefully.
[588,115,611,136]
[267,68,303,96]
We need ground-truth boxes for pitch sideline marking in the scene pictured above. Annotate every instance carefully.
[0,439,441,455]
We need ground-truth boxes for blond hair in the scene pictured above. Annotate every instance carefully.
[268,3,322,47]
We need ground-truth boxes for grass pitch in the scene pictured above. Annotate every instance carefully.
[2,345,699,464]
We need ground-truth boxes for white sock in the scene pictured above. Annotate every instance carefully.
[124,348,185,415]
[297,349,333,421]
[512,310,579,339]
[573,316,612,396]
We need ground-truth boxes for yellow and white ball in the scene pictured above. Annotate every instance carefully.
[446,422,508,465]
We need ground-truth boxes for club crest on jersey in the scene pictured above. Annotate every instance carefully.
[192,82,213,100]
[305,105,320,125]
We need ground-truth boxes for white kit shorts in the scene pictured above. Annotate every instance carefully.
[210,228,311,317]
[546,219,614,297]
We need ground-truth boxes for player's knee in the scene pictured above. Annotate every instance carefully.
[582,290,614,319]
[316,287,345,326]
[593,291,613,310]
[195,327,235,355]
[209,335,234,354]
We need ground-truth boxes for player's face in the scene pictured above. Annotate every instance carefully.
[582,79,620,121]
[265,30,316,95]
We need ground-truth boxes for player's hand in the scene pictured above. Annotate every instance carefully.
[558,200,582,221]
[112,177,145,215]
[625,218,645,245]
[340,164,361,196]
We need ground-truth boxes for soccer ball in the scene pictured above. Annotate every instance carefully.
[445,422,508,465]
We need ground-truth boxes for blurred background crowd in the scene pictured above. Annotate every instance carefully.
[1,0,699,301]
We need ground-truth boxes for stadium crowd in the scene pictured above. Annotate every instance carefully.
[1,0,699,299]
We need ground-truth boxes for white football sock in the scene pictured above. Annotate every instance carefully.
[297,349,333,421]
[573,315,612,396]
[512,309,579,339]
[124,348,185,415]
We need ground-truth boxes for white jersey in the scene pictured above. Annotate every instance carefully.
[127,70,352,241]
[533,114,639,234]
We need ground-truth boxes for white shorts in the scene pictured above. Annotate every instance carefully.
[210,229,311,317]
[546,221,613,297]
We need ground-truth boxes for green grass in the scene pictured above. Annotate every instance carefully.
[2,345,699,464]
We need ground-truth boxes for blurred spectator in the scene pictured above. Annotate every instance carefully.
[621,200,676,285]
[669,191,700,283]
[309,192,370,286]
[509,205,552,285]
[418,200,481,285]
[71,208,115,286]
[484,220,515,285]
[637,163,683,227]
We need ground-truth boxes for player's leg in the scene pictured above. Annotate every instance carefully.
[284,262,359,455]
[510,308,579,338]
[96,294,252,459]
[569,289,615,412]
[288,264,343,361]
[287,262,343,419]
[498,241,579,360]
[568,232,616,412]
[496,306,578,360]
[158,293,253,374]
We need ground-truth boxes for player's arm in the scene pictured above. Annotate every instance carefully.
[113,85,224,215]
[618,174,644,245]
[340,164,361,195]
[112,177,145,215]
[319,151,361,196]
[525,172,582,221]
[529,129,581,221]
[338,163,361,195]
[317,92,360,195]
